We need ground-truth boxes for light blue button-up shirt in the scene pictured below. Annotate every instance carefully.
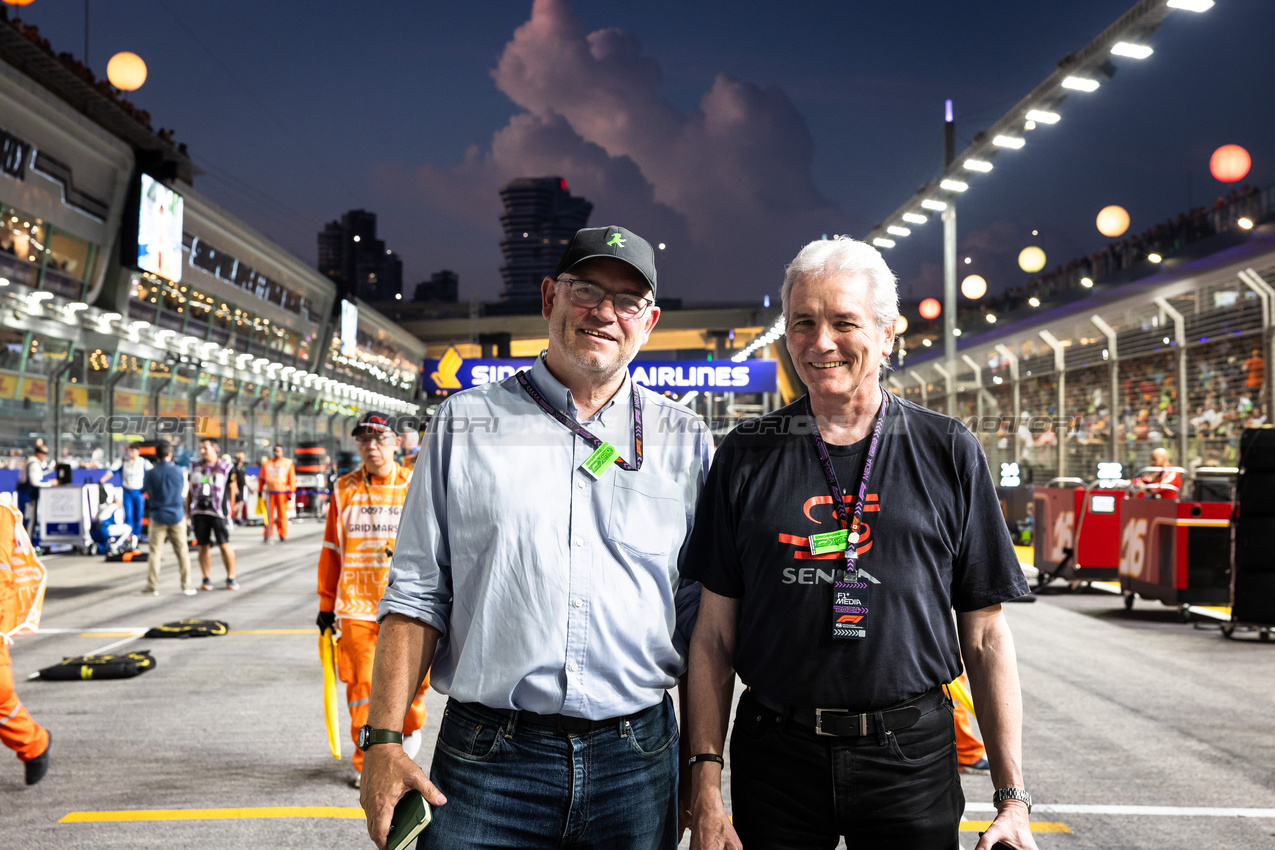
[380,355,713,719]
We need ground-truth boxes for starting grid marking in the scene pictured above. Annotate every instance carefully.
[31,628,319,637]
[61,807,364,823]
[965,803,1275,818]
[57,803,1275,825]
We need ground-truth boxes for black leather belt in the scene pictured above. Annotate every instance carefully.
[748,685,945,737]
[452,698,661,735]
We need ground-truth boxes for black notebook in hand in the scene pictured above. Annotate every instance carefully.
[387,791,432,850]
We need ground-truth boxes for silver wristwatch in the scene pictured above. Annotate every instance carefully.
[993,787,1032,813]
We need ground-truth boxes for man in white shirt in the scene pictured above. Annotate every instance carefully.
[112,443,152,541]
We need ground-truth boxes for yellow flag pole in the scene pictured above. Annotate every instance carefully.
[946,673,976,715]
[319,629,341,758]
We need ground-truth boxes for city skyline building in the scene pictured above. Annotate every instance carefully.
[317,209,403,303]
[413,269,459,303]
[498,177,592,302]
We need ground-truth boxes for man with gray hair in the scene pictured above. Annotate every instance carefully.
[685,237,1037,850]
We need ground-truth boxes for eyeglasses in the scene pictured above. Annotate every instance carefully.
[355,433,396,447]
[560,278,653,320]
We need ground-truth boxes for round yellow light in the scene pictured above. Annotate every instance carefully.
[1018,246,1046,273]
[1096,205,1130,238]
[961,274,987,300]
[107,51,148,91]
[2,0,37,6]
[894,315,909,334]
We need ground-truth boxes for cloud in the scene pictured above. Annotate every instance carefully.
[402,0,837,300]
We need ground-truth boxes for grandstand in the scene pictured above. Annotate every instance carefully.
[892,197,1275,484]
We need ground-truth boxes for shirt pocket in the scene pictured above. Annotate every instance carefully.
[608,472,685,557]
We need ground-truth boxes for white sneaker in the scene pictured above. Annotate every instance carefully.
[140,589,159,596]
[402,729,423,760]
[352,772,361,789]
[182,589,198,596]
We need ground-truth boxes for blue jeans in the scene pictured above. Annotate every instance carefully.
[419,695,678,850]
[122,488,144,537]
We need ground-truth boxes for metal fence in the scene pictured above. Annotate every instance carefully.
[889,261,1275,485]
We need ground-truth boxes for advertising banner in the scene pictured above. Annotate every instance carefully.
[422,347,776,394]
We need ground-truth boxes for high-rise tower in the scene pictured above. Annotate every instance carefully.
[498,177,592,302]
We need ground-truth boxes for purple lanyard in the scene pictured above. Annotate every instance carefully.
[804,390,889,563]
[516,371,643,471]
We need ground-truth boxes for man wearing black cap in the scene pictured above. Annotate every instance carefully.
[318,412,429,787]
[360,226,713,849]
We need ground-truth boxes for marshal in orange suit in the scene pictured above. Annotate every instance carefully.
[1,502,51,785]
[317,413,428,786]
[261,445,295,542]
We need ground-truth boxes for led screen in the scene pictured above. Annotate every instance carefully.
[1090,494,1116,514]
[137,173,184,282]
[340,300,358,356]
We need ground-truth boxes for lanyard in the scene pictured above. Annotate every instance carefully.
[804,389,889,564]
[516,371,643,471]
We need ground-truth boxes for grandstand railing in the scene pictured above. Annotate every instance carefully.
[890,254,1275,485]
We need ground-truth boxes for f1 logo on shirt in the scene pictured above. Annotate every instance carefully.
[836,614,863,624]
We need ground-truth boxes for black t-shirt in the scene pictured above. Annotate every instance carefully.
[684,394,1028,711]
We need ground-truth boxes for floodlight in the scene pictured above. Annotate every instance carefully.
[1025,109,1060,124]
[1062,76,1100,92]
[1111,42,1154,59]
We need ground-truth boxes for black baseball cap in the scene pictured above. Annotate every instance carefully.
[554,225,657,299]
[352,411,397,437]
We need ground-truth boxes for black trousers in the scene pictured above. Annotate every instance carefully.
[729,689,964,849]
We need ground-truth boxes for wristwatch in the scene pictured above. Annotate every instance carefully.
[993,787,1032,813]
[357,725,403,749]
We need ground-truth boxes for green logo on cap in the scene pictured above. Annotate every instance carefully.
[606,233,626,248]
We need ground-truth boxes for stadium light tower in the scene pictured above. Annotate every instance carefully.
[863,0,1214,382]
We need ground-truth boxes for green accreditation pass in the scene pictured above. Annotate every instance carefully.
[808,528,850,556]
[581,442,621,479]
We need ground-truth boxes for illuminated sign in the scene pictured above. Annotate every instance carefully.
[339,300,358,356]
[422,348,777,394]
[1096,462,1123,480]
[999,462,1021,487]
[137,174,184,282]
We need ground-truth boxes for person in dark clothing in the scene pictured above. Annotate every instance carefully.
[686,237,1036,850]
[140,441,194,596]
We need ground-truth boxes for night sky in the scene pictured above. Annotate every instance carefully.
[15,0,1275,308]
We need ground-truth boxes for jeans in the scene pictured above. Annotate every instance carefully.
[122,488,144,537]
[730,688,964,850]
[418,694,679,850]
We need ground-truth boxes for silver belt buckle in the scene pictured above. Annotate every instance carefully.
[814,708,867,736]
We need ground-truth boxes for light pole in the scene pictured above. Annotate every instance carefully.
[943,100,957,415]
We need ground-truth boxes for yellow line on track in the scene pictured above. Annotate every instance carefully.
[76,629,318,637]
[960,821,1072,833]
[61,806,363,823]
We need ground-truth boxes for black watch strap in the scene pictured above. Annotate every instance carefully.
[687,753,725,767]
[358,725,403,749]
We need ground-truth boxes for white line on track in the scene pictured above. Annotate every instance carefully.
[86,634,144,655]
[965,802,1275,818]
[33,628,148,634]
